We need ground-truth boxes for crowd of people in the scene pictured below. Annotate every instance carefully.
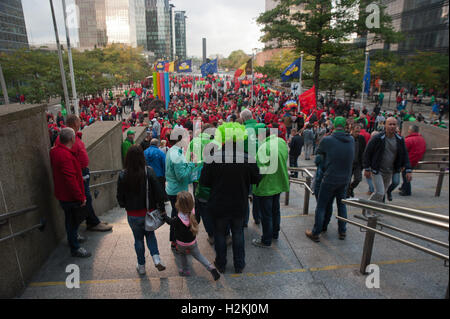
[49,74,434,281]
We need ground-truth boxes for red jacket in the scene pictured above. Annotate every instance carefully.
[50,143,86,203]
[405,132,426,167]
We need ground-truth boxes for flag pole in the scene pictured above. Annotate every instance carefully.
[216,55,219,107]
[251,51,255,106]
[298,53,303,113]
[361,50,369,111]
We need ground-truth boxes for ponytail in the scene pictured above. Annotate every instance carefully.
[189,212,199,237]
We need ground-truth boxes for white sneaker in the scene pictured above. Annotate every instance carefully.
[136,263,146,275]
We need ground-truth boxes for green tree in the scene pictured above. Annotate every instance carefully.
[257,0,400,96]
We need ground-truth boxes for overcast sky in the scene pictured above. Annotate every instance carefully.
[22,0,266,58]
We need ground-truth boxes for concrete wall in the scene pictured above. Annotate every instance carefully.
[0,105,126,298]
[0,104,64,298]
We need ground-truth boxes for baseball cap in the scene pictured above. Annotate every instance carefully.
[334,117,346,130]
[127,130,136,135]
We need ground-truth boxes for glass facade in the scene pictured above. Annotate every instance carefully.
[145,0,171,60]
[76,0,107,49]
[367,0,449,55]
[0,0,28,53]
[174,10,186,60]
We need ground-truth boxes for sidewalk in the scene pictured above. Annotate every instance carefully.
[20,157,448,299]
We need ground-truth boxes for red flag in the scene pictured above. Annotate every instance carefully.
[299,86,316,114]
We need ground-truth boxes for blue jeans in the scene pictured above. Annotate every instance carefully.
[59,201,81,253]
[127,215,160,265]
[213,215,245,270]
[255,194,281,246]
[387,172,400,194]
[252,194,261,223]
[366,177,374,193]
[82,168,101,227]
[312,181,348,236]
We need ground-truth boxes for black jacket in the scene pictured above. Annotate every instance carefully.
[199,143,262,219]
[163,214,200,244]
[353,135,366,167]
[289,134,304,157]
[363,132,412,174]
[116,166,166,212]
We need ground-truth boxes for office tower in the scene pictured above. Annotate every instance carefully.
[174,10,186,60]
[145,0,171,59]
[76,0,107,49]
[367,0,449,55]
[0,0,29,53]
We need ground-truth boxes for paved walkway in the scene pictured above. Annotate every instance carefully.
[19,157,449,299]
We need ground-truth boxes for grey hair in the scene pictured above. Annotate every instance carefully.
[59,127,75,144]
[150,138,159,146]
[410,125,419,133]
[240,109,252,122]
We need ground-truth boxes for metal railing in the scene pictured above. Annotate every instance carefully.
[89,169,122,198]
[417,161,449,197]
[286,167,315,215]
[0,206,46,243]
[338,198,448,298]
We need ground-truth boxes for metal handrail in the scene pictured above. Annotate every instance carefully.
[419,161,449,165]
[288,167,315,178]
[336,216,448,261]
[345,198,449,223]
[0,219,46,244]
[354,214,449,248]
[0,206,39,222]
[90,169,122,175]
[90,180,117,189]
[432,147,449,151]
[342,199,449,230]
[413,170,449,174]
[290,179,314,194]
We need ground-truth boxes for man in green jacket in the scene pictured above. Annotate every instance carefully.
[122,130,135,163]
[252,129,290,248]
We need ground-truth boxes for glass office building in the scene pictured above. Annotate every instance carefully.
[0,0,28,53]
[76,0,107,49]
[145,0,171,60]
[367,0,449,55]
[174,10,186,60]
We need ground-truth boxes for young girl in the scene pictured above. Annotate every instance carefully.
[162,191,220,281]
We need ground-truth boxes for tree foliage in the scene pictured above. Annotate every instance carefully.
[257,0,400,95]
[0,44,150,104]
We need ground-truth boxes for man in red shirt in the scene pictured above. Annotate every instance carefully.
[56,115,113,232]
[399,125,426,196]
[50,127,91,258]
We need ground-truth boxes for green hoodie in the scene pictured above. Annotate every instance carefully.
[244,119,266,156]
[253,135,290,197]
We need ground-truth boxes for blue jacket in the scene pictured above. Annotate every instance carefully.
[317,131,355,184]
[144,145,166,177]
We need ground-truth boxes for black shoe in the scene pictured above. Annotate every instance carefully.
[210,268,221,281]
[339,233,346,240]
[387,192,393,201]
[254,219,260,225]
[399,192,410,196]
[322,227,327,233]
[243,224,248,228]
[234,268,244,274]
[214,261,225,274]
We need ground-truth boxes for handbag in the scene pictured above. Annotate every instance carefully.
[144,167,165,231]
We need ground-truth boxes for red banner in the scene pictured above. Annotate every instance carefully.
[299,86,316,114]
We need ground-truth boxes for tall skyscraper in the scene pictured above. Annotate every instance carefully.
[174,10,186,60]
[145,0,171,60]
[76,0,146,50]
[0,0,29,53]
[367,0,449,55]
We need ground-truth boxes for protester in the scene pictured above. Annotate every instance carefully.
[305,117,354,242]
[363,117,412,202]
[57,115,112,232]
[162,192,220,281]
[122,130,135,162]
[288,128,304,178]
[144,138,167,200]
[399,125,426,196]
[140,130,153,151]
[346,124,366,198]
[116,145,167,275]
[252,129,289,248]
[50,128,90,258]
[302,124,314,160]
[199,123,261,274]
